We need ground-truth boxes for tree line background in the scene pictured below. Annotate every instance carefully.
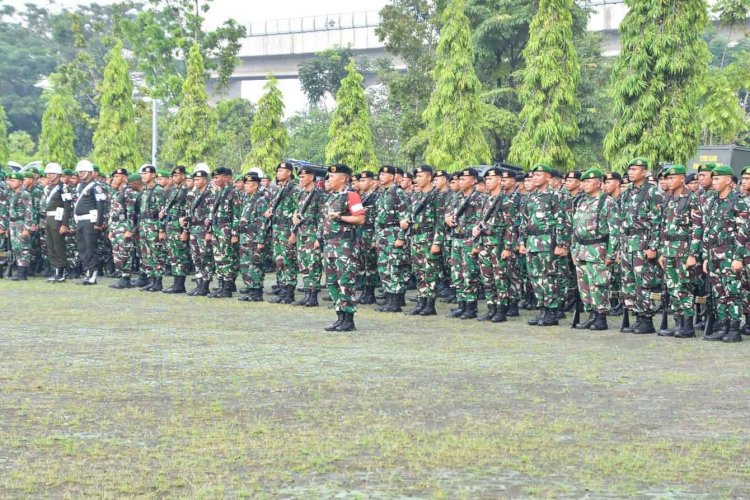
[0,0,749,174]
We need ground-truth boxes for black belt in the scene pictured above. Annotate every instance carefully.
[327,230,355,240]
[526,228,551,236]
[140,216,159,221]
[663,235,689,242]
[624,228,640,236]
[213,217,232,223]
[575,235,609,245]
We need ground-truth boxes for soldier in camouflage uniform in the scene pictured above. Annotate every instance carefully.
[5,172,34,280]
[161,166,191,294]
[237,173,269,302]
[519,164,571,327]
[445,168,485,320]
[184,169,215,296]
[619,157,663,334]
[502,172,525,317]
[656,165,703,338]
[0,171,8,276]
[291,166,325,307]
[137,164,167,292]
[404,165,443,316]
[431,170,452,298]
[375,165,410,312]
[602,172,624,316]
[207,167,241,298]
[25,170,44,275]
[701,165,750,343]
[108,168,139,289]
[519,172,537,310]
[740,166,750,335]
[354,171,380,304]
[571,168,618,331]
[561,171,585,315]
[473,167,516,323]
[266,162,301,304]
[440,173,462,304]
[321,164,366,332]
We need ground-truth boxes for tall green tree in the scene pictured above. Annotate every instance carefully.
[325,60,378,171]
[163,43,217,166]
[92,41,139,172]
[699,71,747,144]
[285,107,332,165]
[298,47,355,105]
[422,0,491,171]
[604,0,711,168]
[0,103,8,166]
[215,98,255,168]
[7,131,36,165]
[246,74,288,175]
[713,0,750,68]
[38,89,77,168]
[508,0,580,170]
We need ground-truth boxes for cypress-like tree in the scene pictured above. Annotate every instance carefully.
[325,60,378,171]
[604,0,710,168]
[509,0,581,170]
[163,43,217,166]
[0,103,8,166]
[699,71,747,144]
[93,41,139,173]
[38,90,77,168]
[422,0,490,171]
[246,74,288,175]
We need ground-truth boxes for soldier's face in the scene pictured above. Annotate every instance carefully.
[627,166,646,183]
[299,173,314,187]
[565,178,580,191]
[245,181,258,194]
[358,178,372,192]
[415,171,432,189]
[234,180,244,190]
[666,175,684,191]
[698,171,712,189]
[7,179,21,190]
[80,172,93,183]
[434,176,447,190]
[603,179,619,194]
[687,180,699,192]
[172,172,185,184]
[141,172,155,184]
[712,175,731,193]
[276,168,291,182]
[194,177,207,189]
[532,171,550,188]
[329,172,347,190]
[458,175,475,191]
[379,172,394,185]
[46,174,59,183]
[741,174,750,192]
[112,173,126,188]
[70,176,79,184]
[485,175,500,192]
[185,178,194,189]
[583,178,601,195]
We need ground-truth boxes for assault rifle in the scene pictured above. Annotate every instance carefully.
[265,182,294,235]
[405,189,437,238]
[292,188,319,234]
[448,191,474,237]
[473,193,505,243]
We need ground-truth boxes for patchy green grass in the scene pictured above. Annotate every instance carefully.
[1,277,749,497]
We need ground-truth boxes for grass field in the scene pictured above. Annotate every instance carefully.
[1,277,749,497]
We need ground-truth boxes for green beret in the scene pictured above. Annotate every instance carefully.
[23,170,35,179]
[741,166,750,176]
[580,168,603,180]
[28,166,39,174]
[157,169,171,178]
[627,157,649,168]
[696,162,717,172]
[127,173,141,183]
[93,164,101,173]
[712,165,733,177]
[8,172,25,180]
[664,164,686,176]
[63,169,75,176]
[531,164,554,174]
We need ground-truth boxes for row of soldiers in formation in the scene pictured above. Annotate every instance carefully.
[1,157,749,340]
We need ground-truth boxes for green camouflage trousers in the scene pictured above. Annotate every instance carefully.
[411,238,440,299]
[239,240,264,289]
[296,232,322,290]
[621,250,661,316]
[450,239,479,302]
[574,260,611,314]
[706,255,743,321]
[165,220,190,276]
[356,229,379,287]
[211,223,237,280]
[65,229,79,270]
[110,224,134,277]
[376,227,407,294]
[664,256,696,317]
[527,251,561,309]
[325,238,358,313]
[189,227,213,280]
[478,242,509,306]
[272,230,298,286]
[9,222,31,267]
[138,221,165,277]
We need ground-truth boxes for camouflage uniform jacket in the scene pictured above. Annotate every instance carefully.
[408,188,443,247]
[571,192,619,263]
[239,190,269,244]
[162,183,190,230]
[8,188,35,230]
[294,187,325,238]
[209,185,242,238]
[476,191,515,250]
[375,184,409,240]
[137,184,166,226]
[618,182,662,253]
[701,191,750,263]
[519,187,571,253]
[108,185,138,232]
[659,190,703,259]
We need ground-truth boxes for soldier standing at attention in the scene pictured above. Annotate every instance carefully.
[108,168,139,289]
[183,169,214,296]
[5,172,34,281]
[354,171,380,305]
[237,173,269,302]
[73,160,108,285]
[619,158,663,334]
[740,166,750,335]
[207,167,241,299]
[519,164,571,327]
[265,162,300,304]
[657,165,703,338]
[571,168,618,331]
[291,166,325,307]
[375,165,410,313]
[602,172,624,315]
[42,163,72,282]
[702,165,750,343]
[161,165,191,294]
[321,164,365,332]
[445,168,485,320]
[137,164,167,292]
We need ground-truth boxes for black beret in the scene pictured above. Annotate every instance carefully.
[276,161,294,171]
[514,173,525,182]
[379,165,397,175]
[565,171,582,180]
[484,167,502,177]
[434,169,449,178]
[360,171,375,179]
[686,173,697,183]
[298,166,316,176]
[193,170,209,178]
[327,163,352,175]
[352,173,361,181]
[113,168,129,176]
[244,173,260,183]
[459,167,479,179]
[395,167,405,176]
[603,172,622,182]
[172,165,187,175]
[140,165,156,174]
[551,169,562,179]
[415,164,434,174]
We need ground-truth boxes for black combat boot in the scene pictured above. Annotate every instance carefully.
[109,276,132,289]
[362,285,377,304]
[47,268,58,282]
[590,313,609,331]
[251,288,264,302]
[325,312,344,331]
[267,284,287,303]
[336,312,356,332]
[658,315,680,337]
[207,279,225,298]
[306,290,319,307]
[388,293,403,313]
[139,277,154,291]
[633,315,655,334]
[742,314,750,336]
[163,275,186,294]
[527,309,544,326]
[523,291,536,310]
[148,276,163,292]
[555,306,566,320]
[575,312,597,330]
[398,291,407,307]
[407,298,426,315]
[420,298,437,316]
[507,300,520,317]
[227,280,237,293]
[441,287,457,303]
[477,304,496,322]
[375,293,390,312]
[722,320,743,343]
[134,273,149,288]
[187,279,204,296]
[460,301,478,320]
[214,279,232,298]
[703,319,728,341]
[674,316,696,338]
[491,304,508,323]
[449,301,466,318]
[282,285,295,304]
[610,298,623,316]
[538,308,559,326]
[293,290,311,306]
[9,266,28,281]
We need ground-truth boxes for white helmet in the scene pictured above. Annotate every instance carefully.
[248,167,263,177]
[44,162,62,175]
[194,162,211,174]
[76,159,94,172]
